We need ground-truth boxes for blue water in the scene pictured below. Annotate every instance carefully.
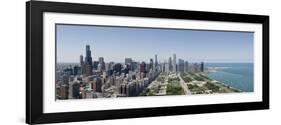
[205,63,253,92]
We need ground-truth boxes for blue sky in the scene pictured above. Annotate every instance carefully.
[56,24,253,63]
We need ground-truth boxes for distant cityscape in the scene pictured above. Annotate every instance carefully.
[56,45,242,100]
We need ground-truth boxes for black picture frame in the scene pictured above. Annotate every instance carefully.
[26,1,269,124]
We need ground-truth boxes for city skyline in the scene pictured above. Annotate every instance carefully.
[56,24,254,63]
[56,44,246,100]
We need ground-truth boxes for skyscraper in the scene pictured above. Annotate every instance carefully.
[194,63,200,72]
[173,54,177,72]
[98,57,105,71]
[80,55,85,74]
[71,82,80,99]
[73,66,80,75]
[164,61,169,73]
[113,63,122,75]
[184,61,189,72]
[168,57,172,72]
[140,62,146,73]
[80,55,84,65]
[155,54,158,67]
[200,62,204,72]
[149,58,154,70]
[84,45,93,76]
[85,45,92,65]
[99,57,104,64]
[178,59,185,72]
[93,77,102,92]
[93,61,99,70]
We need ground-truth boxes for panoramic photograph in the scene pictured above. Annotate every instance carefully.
[55,24,254,100]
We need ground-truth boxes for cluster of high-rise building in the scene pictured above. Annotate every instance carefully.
[56,45,204,100]
[160,54,204,73]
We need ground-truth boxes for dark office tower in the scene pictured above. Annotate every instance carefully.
[155,54,158,67]
[149,58,154,70]
[145,63,150,72]
[200,62,204,72]
[140,62,146,73]
[73,66,81,75]
[184,61,189,72]
[63,67,73,76]
[168,57,172,71]
[113,63,122,75]
[93,61,99,70]
[131,61,138,71]
[80,55,84,65]
[72,82,80,99]
[85,45,92,65]
[93,77,102,92]
[84,45,93,76]
[178,59,185,72]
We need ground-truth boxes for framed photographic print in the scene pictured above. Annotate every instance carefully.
[26,1,269,124]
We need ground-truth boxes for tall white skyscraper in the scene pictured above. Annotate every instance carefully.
[173,54,177,72]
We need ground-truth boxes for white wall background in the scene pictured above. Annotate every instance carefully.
[0,0,279,124]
